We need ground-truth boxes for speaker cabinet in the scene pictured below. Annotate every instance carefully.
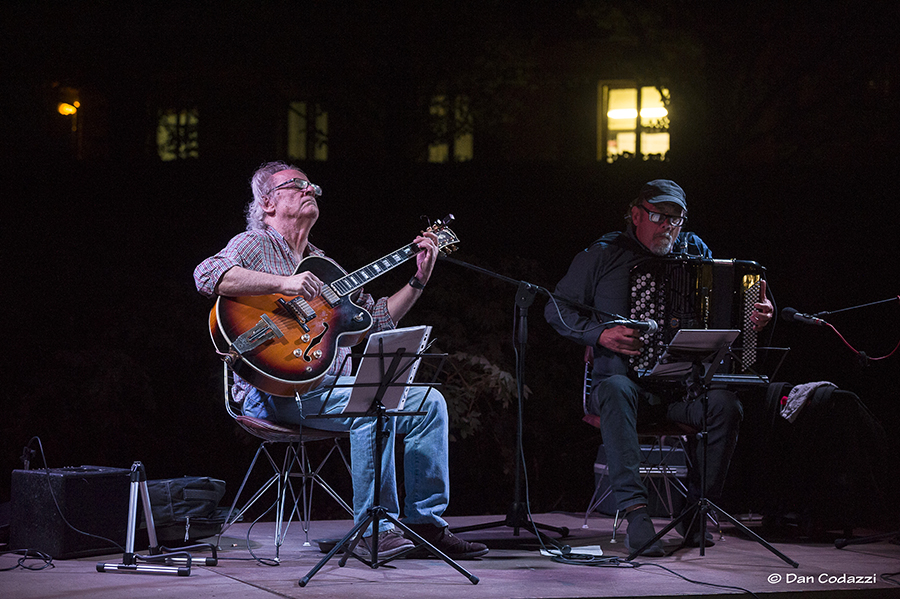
[10,465,130,559]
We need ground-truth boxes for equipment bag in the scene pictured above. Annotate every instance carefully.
[758,382,893,536]
[142,476,227,544]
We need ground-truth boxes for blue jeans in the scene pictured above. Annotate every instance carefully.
[588,374,743,512]
[241,374,450,535]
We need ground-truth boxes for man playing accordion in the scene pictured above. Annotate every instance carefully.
[545,180,773,556]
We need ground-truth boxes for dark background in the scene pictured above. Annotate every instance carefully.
[2,1,898,529]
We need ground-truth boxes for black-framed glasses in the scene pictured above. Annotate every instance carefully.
[639,205,686,227]
[268,178,323,197]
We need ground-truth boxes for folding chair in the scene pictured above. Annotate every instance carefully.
[579,347,694,540]
[218,364,352,558]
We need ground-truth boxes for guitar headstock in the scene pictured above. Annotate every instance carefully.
[425,214,460,256]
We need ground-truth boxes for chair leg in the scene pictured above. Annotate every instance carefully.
[217,443,280,541]
[302,440,353,517]
[583,465,613,528]
[218,438,354,558]
[215,442,303,559]
[273,443,302,559]
[288,439,354,546]
[287,441,320,547]
[611,510,623,543]
[583,462,626,543]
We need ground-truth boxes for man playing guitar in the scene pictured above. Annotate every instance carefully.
[194,161,487,560]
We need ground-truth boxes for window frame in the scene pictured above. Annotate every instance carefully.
[598,81,670,162]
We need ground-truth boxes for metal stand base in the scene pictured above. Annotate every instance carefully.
[97,462,217,576]
[836,530,900,549]
[300,395,478,587]
[627,497,799,567]
[299,506,479,586]
[452,502,569,548]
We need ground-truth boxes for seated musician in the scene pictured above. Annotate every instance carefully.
[544,179,773,556]
[194,161,487,560]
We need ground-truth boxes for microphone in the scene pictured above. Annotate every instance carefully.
[607,319,659,333]
[782,307,827,326]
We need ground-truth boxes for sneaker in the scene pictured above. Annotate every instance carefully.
[404,524,489,559]
[352,528,415,560]
[624,509,665,557]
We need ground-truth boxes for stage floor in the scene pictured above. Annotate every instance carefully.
[2,512,898,599]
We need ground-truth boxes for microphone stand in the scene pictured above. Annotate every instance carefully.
[437,255,659,547]
[813,295,900,548]
[791,295,900,364]
[438,255,574,547]
[811,295,899,318]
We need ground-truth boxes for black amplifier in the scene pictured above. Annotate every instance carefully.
[10,465,130,559]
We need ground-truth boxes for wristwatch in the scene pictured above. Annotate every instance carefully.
[408,275,426,290]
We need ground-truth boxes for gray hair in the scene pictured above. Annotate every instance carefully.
[245,160,306,231]
[623,195,643,224]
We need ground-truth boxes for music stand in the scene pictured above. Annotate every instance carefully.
[299,329,479,586]
[626,329,799,568]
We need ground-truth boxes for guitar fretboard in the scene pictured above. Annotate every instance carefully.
[330,243,419,297]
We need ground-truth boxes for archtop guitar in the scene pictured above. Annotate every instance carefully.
[209,215,458,397]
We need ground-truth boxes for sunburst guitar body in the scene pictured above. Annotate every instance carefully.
[209,216,459,397]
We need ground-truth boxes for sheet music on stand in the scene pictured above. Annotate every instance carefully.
[343,325,433,414]
[297,325,480,586]
[642,329,740,381]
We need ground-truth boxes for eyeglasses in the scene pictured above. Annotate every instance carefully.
[639,205,686,227]
[268,178,323,197]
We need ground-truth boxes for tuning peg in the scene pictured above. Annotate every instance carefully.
[429,214,455,229]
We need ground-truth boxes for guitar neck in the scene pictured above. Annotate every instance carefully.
[330,242,420,297]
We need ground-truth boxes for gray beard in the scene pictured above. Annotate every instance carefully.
[650,238,675,256]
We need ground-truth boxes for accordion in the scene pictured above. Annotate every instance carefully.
[628,257,766,376]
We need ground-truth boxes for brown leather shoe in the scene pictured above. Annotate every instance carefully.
[353,528,415,560]
[404,524,489,559]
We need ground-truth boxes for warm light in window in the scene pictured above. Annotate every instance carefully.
[599,84,670,162]
[640,107,667,119]
[58,102,79,116]
[607,107,668,120]
[608,109,637,120]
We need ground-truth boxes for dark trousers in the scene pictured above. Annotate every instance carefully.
[588,374,743,512]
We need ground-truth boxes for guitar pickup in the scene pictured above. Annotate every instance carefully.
[321,285,341,308]
[277,297,317,332]
[232,314,284,354]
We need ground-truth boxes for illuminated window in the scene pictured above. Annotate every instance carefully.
[288,101,328,161]
[598,83,669,162]
[157,109,199,161]
[428,95,473,163]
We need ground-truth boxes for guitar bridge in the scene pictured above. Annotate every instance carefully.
[232,314,284,354]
